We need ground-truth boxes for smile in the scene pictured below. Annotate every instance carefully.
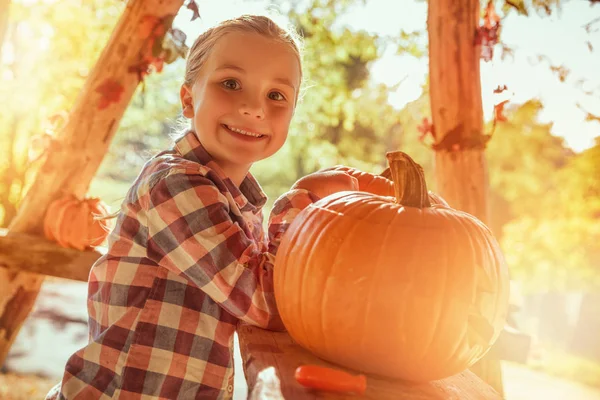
[222,124,266,138]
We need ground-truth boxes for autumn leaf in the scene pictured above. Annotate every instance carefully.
[577,103,600,122]
[477,1,501,62]
[494,100,509,122]
[417,117,435,142]
[550,65,570,82]
[494,84,508,94]
[95,79,124,110]
[504,0,528,16]
[186,0,201,21]
[128,61,151,82]
[483,0,500,29]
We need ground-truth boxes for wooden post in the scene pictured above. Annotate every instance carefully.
[427,0,503,395]
[0,0,184,365]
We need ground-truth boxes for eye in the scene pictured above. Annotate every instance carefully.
[268,91,286,101]
[222,79,240,90]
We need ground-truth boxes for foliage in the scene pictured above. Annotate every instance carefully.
[0,0,124,227]
[486,102,600,292]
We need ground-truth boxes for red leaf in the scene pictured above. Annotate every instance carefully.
[417,117,435,142]
[477,1,501,62]
[95,79,124,110]
[483,1,500,29]
[186,0,201,21]
[128,61,151,82]
[494,100,508,122]
[493,84,508,94]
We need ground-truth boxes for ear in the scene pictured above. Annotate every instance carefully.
[180,85,194,118]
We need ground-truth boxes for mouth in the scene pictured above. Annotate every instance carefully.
[222,124,267,139]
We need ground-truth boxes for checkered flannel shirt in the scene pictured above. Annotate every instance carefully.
[49,130,318,399]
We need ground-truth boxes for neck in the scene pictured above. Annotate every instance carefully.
[219,162,251,187]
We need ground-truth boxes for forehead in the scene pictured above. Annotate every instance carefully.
[207,31,301,86]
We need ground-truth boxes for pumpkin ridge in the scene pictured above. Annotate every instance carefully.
[274,216,300,336]
[319,207,355,361]
[299,207,336,355]
[288,211,314,347]
[359,203,397,370]
[413,213,450,367]
[424,213,465,374]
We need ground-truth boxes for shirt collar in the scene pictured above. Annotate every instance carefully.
[174,130,267,209]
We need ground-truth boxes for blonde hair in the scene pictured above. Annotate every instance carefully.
[184,14,304,89]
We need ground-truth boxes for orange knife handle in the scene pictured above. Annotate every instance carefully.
[295,365,367,395]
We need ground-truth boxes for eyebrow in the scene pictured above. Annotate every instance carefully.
[215,64,297,92]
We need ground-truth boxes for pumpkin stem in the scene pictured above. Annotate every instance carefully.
[385,151,431,208]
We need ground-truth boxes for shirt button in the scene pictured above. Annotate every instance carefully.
[227,384,233,392]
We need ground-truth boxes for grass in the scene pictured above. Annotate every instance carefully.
[0,372,56,400]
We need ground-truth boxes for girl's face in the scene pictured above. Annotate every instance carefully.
[180,31,301,184]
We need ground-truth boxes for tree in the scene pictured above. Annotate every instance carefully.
[485,100,574,234]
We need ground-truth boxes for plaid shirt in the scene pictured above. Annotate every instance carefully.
[48,131,318,400]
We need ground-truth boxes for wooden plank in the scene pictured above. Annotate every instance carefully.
[0,228,101,282]
[237,325,502,400]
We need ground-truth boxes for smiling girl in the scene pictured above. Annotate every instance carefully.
[45,14,357,400]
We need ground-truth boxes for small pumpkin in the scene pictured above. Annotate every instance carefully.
[44,195,112,251]
[274,152,509,382]
[324,165,449,206]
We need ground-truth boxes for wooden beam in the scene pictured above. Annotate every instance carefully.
[0,228,102,282]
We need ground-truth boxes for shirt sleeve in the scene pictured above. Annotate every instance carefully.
[144,168,283,331]
[268,189,320,255]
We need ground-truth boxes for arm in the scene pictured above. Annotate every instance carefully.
[268,170,358,254]
[145,169,283,330]
[268,189,320,255]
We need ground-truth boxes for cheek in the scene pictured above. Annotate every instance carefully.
[271,106,295,129]
[195,88,232,118]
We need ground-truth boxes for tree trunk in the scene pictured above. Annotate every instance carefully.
[0,0,185,365]
[427,0,503,396]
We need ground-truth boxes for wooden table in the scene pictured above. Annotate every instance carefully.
[237,324,502,399]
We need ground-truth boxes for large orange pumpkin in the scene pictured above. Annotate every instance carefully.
[44,195,112,251]
[274,152,509,382]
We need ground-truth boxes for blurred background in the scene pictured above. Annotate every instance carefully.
[0,0,599,398]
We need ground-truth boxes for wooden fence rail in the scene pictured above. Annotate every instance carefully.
[0,228,100,282]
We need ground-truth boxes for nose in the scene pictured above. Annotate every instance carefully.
[239,97,265,120]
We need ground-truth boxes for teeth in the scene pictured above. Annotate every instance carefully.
[227,125,264,138]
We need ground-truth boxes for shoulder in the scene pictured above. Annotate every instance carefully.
[137,152,226,209]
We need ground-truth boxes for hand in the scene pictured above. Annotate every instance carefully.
[291,170,359,199]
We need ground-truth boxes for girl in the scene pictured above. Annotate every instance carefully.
[46,14,357,400]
